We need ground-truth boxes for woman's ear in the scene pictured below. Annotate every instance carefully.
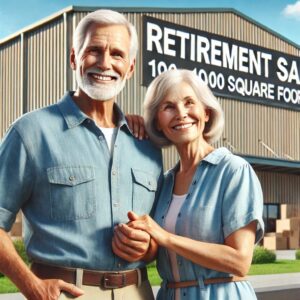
[205,109,211,122]
[156,118,162,131]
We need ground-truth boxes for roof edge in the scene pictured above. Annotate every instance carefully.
[0,6,299,49]
[0,5,74,44]
[241,154,300,175]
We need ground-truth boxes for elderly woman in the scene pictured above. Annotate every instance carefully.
[114,69,264,300]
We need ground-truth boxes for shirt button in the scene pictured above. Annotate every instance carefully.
[112,170,116,176]
[113,203,119,207]
[69,176,75,181]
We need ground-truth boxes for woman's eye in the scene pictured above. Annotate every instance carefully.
[163,104,173,110]
[186,99,194,105]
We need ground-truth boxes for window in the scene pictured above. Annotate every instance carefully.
[263,204,280,233]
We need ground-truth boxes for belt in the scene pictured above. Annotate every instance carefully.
[31,262,147,289]
[166,276,246,289]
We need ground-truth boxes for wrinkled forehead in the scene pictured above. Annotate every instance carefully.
[160,81,199,103]
[81,23,131,51]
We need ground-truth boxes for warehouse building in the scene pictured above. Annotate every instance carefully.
[0,6,300,248]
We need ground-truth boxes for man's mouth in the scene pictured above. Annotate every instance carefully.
[88,73,118,82]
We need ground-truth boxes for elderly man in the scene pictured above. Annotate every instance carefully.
[0,9,162,300]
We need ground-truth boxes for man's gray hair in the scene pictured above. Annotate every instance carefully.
[73,9,138,62]
[144,69,224,148]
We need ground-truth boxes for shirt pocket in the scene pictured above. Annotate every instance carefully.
[47,166,96,221]
[188,205,220,242]
[131,168,157,215]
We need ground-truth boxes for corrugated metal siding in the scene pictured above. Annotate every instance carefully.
[257,171,300,217]
[25,18,66,112]
[221,99,300,160]
[0,38,22,137]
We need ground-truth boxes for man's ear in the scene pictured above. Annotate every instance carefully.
[70,48,76,70]
[126,58,136,79]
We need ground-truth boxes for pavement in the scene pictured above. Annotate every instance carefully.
[0,251,298,299]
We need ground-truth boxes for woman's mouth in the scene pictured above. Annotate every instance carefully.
[173,123,195,130]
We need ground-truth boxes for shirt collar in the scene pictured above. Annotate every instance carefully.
[57,91,133,135]
[202,147,231,165]
[58,92,88,128]
[167,147,231,177]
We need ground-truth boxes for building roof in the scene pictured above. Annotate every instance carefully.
[1,5,299,49]
[242,155,300,175]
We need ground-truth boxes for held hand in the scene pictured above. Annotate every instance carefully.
[26,278,84,300]
[112,223,151,262]
[127,211,170,247]
[125,114,148,140]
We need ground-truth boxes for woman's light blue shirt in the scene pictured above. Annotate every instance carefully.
[155,147,264,300]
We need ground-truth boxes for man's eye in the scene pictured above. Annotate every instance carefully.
[88,48,99,55]
[112,52,123,58]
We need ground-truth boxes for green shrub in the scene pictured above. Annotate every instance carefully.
[296,249,300,260]
[252,246,276,264]
[13,239,30,266]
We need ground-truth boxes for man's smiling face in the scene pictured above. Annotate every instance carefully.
[72,23,135,101]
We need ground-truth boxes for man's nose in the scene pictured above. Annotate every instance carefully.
[97,52,111,70]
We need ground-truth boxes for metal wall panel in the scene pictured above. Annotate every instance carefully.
[0,38,22,137]
[257,171,300,217]
[221,99,300,161]
[25,18,66,112]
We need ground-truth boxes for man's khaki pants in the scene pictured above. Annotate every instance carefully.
[58,279,154,300]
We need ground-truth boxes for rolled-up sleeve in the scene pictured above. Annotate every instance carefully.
[0,127,34,231]
[222,163,264,244]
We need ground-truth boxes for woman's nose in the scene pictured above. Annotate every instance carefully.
[176,106,188,120]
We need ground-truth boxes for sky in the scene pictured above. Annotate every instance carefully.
[0,0,300,46]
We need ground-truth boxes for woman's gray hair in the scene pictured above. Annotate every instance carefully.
[144,69,224,148]
[73,9,138,63]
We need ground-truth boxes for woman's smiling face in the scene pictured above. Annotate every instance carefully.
[156,81,210,147]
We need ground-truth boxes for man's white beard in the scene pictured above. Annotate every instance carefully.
[76,67,127,101]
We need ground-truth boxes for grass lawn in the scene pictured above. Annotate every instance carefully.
[146,259,300,286]
[0,277,19,293]
[248,259,300,275]
[1,260,300,294]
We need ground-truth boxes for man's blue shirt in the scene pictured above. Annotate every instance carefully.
[0,92,163,270]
